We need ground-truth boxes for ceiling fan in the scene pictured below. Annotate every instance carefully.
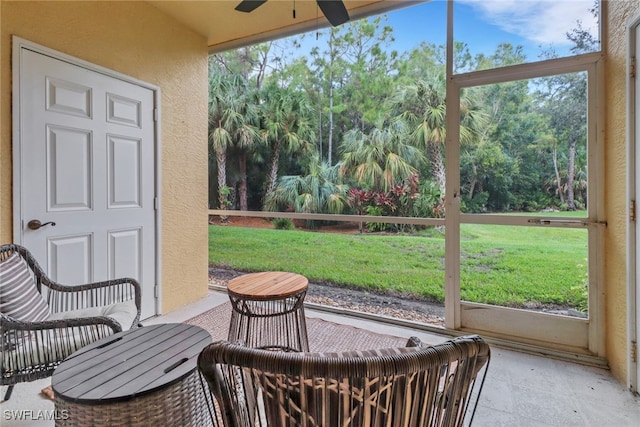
[235,0,350,27]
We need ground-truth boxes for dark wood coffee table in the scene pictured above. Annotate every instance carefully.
[52,323,213,426]
[227,271,309,352]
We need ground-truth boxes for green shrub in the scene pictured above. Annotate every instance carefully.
[365,206,387,232]
[272,218,294,230]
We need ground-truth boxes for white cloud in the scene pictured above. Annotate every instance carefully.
[458,0,598,46]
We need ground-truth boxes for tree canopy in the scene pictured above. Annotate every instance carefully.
[208,8,596,223]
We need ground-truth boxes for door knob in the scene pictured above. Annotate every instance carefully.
[27,220,56,230]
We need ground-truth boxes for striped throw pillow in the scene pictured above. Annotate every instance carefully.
[0,252,50,322]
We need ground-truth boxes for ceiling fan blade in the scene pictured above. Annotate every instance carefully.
[235,0,267,13]
[316,0,350,27]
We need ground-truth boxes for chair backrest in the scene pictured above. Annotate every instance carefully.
[198,335,490,427]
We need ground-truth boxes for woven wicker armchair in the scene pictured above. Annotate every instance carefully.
[198,334,490,427]
[0,244,141,401]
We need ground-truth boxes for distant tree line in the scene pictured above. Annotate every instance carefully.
[208,9,598,227]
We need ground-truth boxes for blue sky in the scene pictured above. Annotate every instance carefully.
[387,0,598,59]
[288,0,598,62]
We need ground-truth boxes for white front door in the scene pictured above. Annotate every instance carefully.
[13,41,158,319]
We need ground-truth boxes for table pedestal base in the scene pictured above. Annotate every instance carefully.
[228,293,309,352]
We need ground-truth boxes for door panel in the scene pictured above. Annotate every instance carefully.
[108,228,142,280]
[16,47,157,319]
[461,302,588,348]
[47,125,93,211]
[108,135,142,208]
[48,235,93,285]
[46,77,92,118]
[107,93,142,127]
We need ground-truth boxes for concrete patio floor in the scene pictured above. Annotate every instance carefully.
[2,289,639,426]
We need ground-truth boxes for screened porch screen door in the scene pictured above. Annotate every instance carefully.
[446,54,604,358]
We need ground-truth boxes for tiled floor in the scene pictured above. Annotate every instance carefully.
[2,290,639,426]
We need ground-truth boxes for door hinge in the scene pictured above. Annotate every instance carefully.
[632,341,637,363]
[631,56,636,79]
[631,200,636,222]
[154,196,159,210]
[154,108,159,122]
[154,284,160,298]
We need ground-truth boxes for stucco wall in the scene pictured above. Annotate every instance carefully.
[0,1,209,313]
[605,0,639,385]
[1,0,638,388]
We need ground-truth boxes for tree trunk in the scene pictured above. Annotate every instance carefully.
[567,140,576,210]
[238,151,248,211]
[216,148,227,207]
[552,147,565,204]
[216,147,228,222]
[318,105,323,161]
[468,163,477,200]
[328,68,334,166]
[265,140,281,203]
[428,141,446,207]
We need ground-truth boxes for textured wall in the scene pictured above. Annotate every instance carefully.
[605,0,640,385]
[2,0,639,385]
[0,1,209,313]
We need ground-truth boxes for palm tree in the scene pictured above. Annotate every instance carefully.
[231,82,260,212]
[208,71,260,212]
[260,84,316,203]
[208,73,234,211]
[390,72,487,205]
[264,155,348,215]
[338,120,423,193]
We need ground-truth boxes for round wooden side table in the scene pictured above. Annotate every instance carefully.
[227,271,309,352]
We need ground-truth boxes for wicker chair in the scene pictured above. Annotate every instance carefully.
[0,244,141,401]
[198,334,490,427]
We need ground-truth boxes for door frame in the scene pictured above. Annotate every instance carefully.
[627,12,640,395]
[446,53,605,359]
[11,36,163,316]
[443,1,606,360]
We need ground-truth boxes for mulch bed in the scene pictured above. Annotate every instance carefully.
[209,267,445,327]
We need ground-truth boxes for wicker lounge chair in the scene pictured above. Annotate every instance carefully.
[198,334,490,427]
[0,244,141,401]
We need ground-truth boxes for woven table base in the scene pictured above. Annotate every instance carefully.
[54,371,213,427]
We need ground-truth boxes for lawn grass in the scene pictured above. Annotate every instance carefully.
[459,224,587,308]
[209,218,588,309]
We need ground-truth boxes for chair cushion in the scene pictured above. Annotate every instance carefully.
[47,300,138,331]
[2,301,137,374]
[0,252,50,322]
